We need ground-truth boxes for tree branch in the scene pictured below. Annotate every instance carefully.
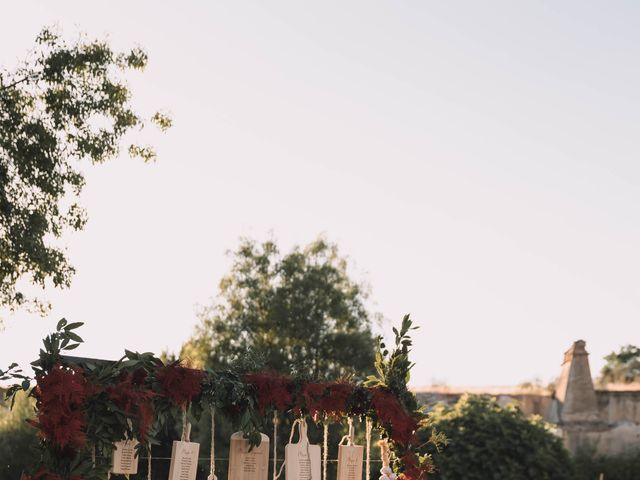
[0,73,40,91]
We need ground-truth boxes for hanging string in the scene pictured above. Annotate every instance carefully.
[208,407,216,480]
[378,440,396,480]
[147,443,152,480]
[181,407,191,442]
[273,411,279,480]
[322,421,329,480]
[380,439,390,468]
[365,418,372,480]
[339,417,354,446]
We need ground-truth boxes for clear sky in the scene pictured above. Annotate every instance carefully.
[1,1,639,387]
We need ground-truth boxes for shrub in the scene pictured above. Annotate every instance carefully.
[0,391,39,480]
[573,446,640,480]
[421,394,573,480]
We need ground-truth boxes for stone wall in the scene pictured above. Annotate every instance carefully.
[597,390,640,424]
[414,341,640,456]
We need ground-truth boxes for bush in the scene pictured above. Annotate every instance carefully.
[573,446,640,480]
[0,391,39,480]
[422,394,573,480]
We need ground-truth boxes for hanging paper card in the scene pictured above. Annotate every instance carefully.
[337,444,363,480]
[285,420,321,480]
[111,439,140,475]
[228,432,270,480]
[168,440,200,480]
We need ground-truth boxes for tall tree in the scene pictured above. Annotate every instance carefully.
[181,237,377,379]
[599,345,640,385]
[0,27,170,314]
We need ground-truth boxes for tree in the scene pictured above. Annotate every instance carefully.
[0,27,170,314]
[421,394,573,480]
[181,237,377,379]
[599,345,640,385]
[180,237,378,480]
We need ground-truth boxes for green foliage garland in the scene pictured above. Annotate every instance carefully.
[4,315,440,480]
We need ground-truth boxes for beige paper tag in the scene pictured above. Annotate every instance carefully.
[284,422,321,480]
[228,432,270,480]
[111,439,140,475]
[337,445,363,480]
[168,440,200,480]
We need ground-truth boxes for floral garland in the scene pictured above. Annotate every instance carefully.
[4,315,440,480]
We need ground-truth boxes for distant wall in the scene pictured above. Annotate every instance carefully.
[414,388,640,456]
[415,391,554,419]
[597,390,640,424]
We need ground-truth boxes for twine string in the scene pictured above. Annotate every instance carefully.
[209,407,216,480]
[181,408,191,442]
[339,417,354,446]
[273,411,279,480]
[322,421,329,480]
[378,439,396,480]
[147,444,152,480]
[365,418,372,480]
[380,439,390,469]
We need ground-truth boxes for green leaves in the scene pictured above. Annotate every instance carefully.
[422,395,573,480]
[183,237,376,380]
[0,26,171,313]
[65,322,84,331]
[599,344,640,385]
[366,314,418,394]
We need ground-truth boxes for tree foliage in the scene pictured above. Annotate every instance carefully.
[0,27,170,313]
[599,345,640,385]
[421,394,573,480]
[181,237,376,379]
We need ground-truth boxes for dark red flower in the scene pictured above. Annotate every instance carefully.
[371,388,418,447]
[302,381,355,420]
[32,365,90,453]
[325,383,355,417]
[131,368,148,385]
[244,372,293,413]
[302,382,329,418]
[157,362,204,408]
[399,453,426,480]
[23,469,80,480]
[107,370,156,439]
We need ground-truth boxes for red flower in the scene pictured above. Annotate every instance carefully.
[302,382,355,420]
[399,453,427,480]
[32,365,90,453]
[371,388,418,447]
[302,382,329,418]
[157,362,204,408]
[244,372,293,413]
[107,370,156,439]
[325,383,355,417]
[24,470,83,480]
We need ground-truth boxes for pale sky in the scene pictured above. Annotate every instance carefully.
[1,1,639,387]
